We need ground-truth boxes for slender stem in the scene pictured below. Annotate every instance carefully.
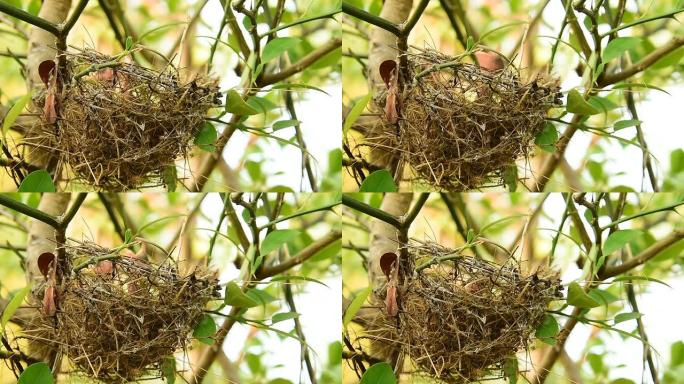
[624,90,658,191]
[60,193,87,228]
[601,8,684,38]
[97,193,125,241]
[598,36,684,86]
[599,200,684,231]
[259,8,341,37]
[282,280,318,384]
[342,2,401,36]
[402,193,428,229]
[257,37,341,86]
[257,201,339,231]
[62,0,90,37]
[256,230,341,279]
[342,195,402,229]
[0,1,60,36]
[284,88,317,191]
[625,281,660,384]
[402,0,429,37]
[0,194,60,229]
[599,229,684,279]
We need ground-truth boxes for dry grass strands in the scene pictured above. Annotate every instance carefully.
[371,49,561,190]
[30,49,220,190]
[367,242,562,383]
[24,241,220,383]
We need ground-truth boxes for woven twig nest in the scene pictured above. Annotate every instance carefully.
[371,49,562,190]
[25,241,220,383]
[367,243,562,383]
[30,49,220,191]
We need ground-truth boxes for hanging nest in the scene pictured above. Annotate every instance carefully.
[370,49,562,191]
[366,242,563,383]
[29,49,221,191]
[24,241,220,383]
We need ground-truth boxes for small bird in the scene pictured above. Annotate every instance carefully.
[474,51,505,72]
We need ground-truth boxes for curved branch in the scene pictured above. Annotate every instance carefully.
[343,195,402,229]
[0,2,60,36]
[0,195,60,229]
[257,38,341,86]
[255,230,341,279]
[599,228,684,279]
[598,36,684,86]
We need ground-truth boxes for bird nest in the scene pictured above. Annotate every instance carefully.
[366,242,562,383]
[24,241,220,383]
[370,49,562,191]
[29,49,220,191]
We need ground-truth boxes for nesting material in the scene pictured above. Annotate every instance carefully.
[32,49,220,190]
[25,241,220,383]
[367,243,562,383]
[372,49,561,190]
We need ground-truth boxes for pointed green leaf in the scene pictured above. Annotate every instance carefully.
[343,286,371,329]
[272,311,299,324]
[262,37,302,63]
[535,314,559,345]
[360,362,396,384]
[224,281,260,308]
[193,314,216,345]
[18,362,53,384]
[18,170,55,192]
[614,312,642,324]
[359,170,396,192]
[566,89,600,115]
[567,282,601,308]
[225,90,260,115]
[343,93,372,136]
[603,37,642,62]
[272,119,300,131]
[1,283,32,334]
[603,229,644,255]
[535,122,558,152]
[2,91,31,144]
[194,122,218,152]
[261,229,301,255]
[613,119,641,131]
[161,356,176,384]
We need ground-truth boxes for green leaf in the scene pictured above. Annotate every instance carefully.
[612,275,671,288]
[262,37,302,63]
[124,228,132,244]
[261,229,300,255]
[603,37,642,62]
[360,362,396,384]
[503,356,518,384]
[224,281,260,308]
[588,288,619,306]
[225,90,260,115]
[161,356,176,384]
[535,314,559,345]
[18,362,53,384]
[193,314,216,345]
[18,170,55,192]
[535,122,558,152]
[270,275,329,287]
[272,311,299,324]
[342,93,372,136]
[194,122,218,152]
[163,165,177,192]
[272,119,300,131]
[1,283,32,334]
[245,288,277,306]
[125,35,133,51]
[502,164,518,192]
[466,229,475,243]
[2,91,31,144]
[614,312,642,324]
[613,119,641,131]
[567,282,601,308]
[603,229,644,255]
[359,170,397,192]
[343,286,372,329]
[611,379,636,384]
[566,89,600,115]
[267,379,293,384]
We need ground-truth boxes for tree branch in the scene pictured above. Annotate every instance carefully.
[257,37,341,86]
[255,230,341,279]
[342,195,402,229]
[0,194,60,229]
[599,228,684,279]
[342,2,401,36]
[0,2,60,36]
[598,36,684,86]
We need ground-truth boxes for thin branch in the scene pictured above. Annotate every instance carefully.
[0,194,60,229]
[599,200,684,231]
[62,0,89,38]
[625,281,660,384]
[530,306,582,383]
[259,8,341,38]
[283,280,318,384]
[0,1,60,36]
[284,88,317,191]
[60,193,86,228]
[342,195,402,229]
[255,230,341,279]
[624,90,658,191]
[97,192,125,241]
[402,193,428,229]
[601,8,684,38]
[599,229,684,279]
[257,201,339,231]
[598,36,684,86]
[257,37,341,86]
[342,2,401,36]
